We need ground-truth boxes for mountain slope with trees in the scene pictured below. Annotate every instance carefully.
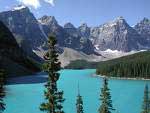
[66,51,150,78]
[0,21,41,76]
[96,51,150,78]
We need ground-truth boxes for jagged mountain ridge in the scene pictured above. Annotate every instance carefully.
[38,16,95,54]
[0,6,95,56]
[90,17,144,51]
[134,18,150,48]
[0,6,150,56]
[39,16,150,52]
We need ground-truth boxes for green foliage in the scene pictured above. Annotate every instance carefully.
[66,51,150,79]
[141,84,150,113]
[99,78,115,113]
[96,51,150,78]
[76,95,84,113]
[40,35,64,113]
[65,60,98,69]
[0,69,6,112]
[76,84,84,113]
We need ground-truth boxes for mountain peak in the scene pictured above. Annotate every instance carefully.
[100,16,128,29]
[134,17,150,29]
[80,23,88,28]
[109,16,130,28]
[115,16,124,20]
[113,16,127,23]
[141,17,150,24]
[38,15,58,25]
[64,22,75,29]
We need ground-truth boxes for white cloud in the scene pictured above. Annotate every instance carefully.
[16,0,55,9]
[17,0,41,9]
[44,0,55,6]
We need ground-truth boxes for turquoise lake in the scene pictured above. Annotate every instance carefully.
[4,69,149,113]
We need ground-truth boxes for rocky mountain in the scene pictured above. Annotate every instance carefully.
[78,23,91,38]
[0,6,150,61]
[0,6,47,50]
[38,16,95,54]
[90,17,145,52]
[0,21,40,76]
[134,18,150,49]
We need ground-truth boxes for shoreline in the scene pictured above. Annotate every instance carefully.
[92,74,150,81]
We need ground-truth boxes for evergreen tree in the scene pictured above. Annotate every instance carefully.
[76,83,84,113]
[141,84,150,113]
[40,35,65,113]
[96,51,150,78]
[98,78,115,113]
[0,70,5,112]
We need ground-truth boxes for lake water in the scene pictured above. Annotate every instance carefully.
[4,69,149,113]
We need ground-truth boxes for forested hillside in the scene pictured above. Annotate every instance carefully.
[65,60,97,69]
[66,51,150,78]
[0,21,41,76]
[96,51,150,78]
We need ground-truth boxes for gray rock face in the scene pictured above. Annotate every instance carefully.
[0,6,47,49]
[64,22,75,29]
[63,22,78,37]
[39,15,57,26]
[134,18,150,48]
[0,8,70,60]
[90,17,144,51]
[1,6,150,54]
[78,23,90,38]
[38,16,95,55]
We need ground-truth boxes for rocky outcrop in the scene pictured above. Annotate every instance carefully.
[90,17,144,52]
[38,16,95,54]
[134,18,150,49]
[0,6,47,49]
[1,6,150,55]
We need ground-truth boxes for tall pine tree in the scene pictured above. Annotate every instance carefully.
[0,70,5,112]
[98,78,115,113]
[40,35,64,113]
[76,83,84,113]
[141,84,150,113]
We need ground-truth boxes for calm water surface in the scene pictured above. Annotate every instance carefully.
[4,69,149,113]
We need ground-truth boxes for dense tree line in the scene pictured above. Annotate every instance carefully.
[65,60,97,69]
[66,51,150,79]
[96,51,150,78]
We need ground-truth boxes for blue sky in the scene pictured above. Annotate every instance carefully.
[0,0,149,27]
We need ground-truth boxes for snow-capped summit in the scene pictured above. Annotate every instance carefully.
[12,5,27,11]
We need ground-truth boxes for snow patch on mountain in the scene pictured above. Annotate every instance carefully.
[94,45,100,50]
[96,49,138,59]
